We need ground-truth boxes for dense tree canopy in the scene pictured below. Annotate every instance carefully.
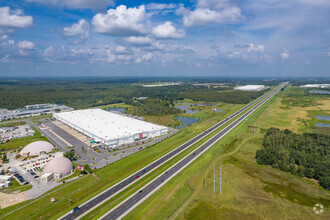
[182,89,268,104]
[256,127,330,190]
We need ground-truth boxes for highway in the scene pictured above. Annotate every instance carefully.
[101,83,287,220]
[60,84,285,220]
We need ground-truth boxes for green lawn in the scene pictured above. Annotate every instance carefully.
[0,179,32,194]
[124,88,330,220]
[0,101,244,219]
[0,121,26,127]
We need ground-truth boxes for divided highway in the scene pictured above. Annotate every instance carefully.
[101,83,287,220]
[60,84,285,220]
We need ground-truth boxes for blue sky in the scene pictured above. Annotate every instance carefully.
[0,0,329,77]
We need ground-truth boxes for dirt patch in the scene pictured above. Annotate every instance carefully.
[0,191,27,209]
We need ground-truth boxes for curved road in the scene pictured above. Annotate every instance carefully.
[60,84,284,220]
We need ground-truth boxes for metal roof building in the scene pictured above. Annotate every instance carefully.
[53,109,168,147]
[234,85,266,91]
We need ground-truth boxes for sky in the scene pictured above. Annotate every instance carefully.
[0,0,329,77]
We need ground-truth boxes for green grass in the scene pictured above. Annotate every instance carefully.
[0,121,26,127]
[29,114,52,124]
[0,101,244,220]
[123,88,330,220]
[0,126,49,152]
[81,105,254,219]
[123,92,279,220]
[0,179,32,194]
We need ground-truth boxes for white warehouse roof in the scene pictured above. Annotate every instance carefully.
[234,85,266,91]
[53,109,167,142]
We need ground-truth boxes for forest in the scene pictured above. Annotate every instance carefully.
[256,127,330,190]
[128,99,182,116]
[182,89,268,104]
[0,78,281,110]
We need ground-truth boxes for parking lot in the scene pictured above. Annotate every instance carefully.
[0,124,35,143]
[19,152,63,175]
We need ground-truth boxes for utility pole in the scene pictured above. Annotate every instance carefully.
[213,163,215,192]
[258,123,260,136]
[220,163,222,194]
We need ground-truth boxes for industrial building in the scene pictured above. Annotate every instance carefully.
[20,141,55,157]
[0,104,72,121]
[53,109,168,147]
[234,85,267,91]
[41,157,74,183]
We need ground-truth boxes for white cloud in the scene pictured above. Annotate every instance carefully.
[152,22,185,39]
[106,49,116,63]
[248,44,264,53]
[197,0,230,9]
[0,55,9,62]
[146,3,178,11]
[125,36,153,46]
[92,5,147,36]
[25,0,114,11]
[17,40,35,49]
[281,48,290,59]
[63,19,90,40]
[0,6,33,28]
[183,7,242,27]
[136,52,154,63]
[181,0,243,27]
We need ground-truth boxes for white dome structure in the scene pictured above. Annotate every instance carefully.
[20,141,54,156]
[43,157,74,179]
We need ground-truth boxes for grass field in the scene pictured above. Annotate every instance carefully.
[0,121,26,127]
[124,85,330,220]
[0,100,245,219]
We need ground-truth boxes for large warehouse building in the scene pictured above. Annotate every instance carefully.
[53,109,168,147]
[234,85,266,91]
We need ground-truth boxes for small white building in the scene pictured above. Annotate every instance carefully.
[0,175,13,183]
[40,173,53,183]
[234,85,266,91]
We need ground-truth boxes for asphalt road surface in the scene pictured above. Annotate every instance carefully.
[60,83,286,220]
[101,83,287,220]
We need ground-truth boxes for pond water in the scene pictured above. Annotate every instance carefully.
[175,116,199,129]
[106,107,126,113]
[315,123,330,128]
[175,102,217,114]
[315,115,330,121]
[309,90,330,94]
[175,105,199,114]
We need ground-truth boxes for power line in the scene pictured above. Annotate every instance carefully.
[220,163,222,194]
[213,163,215,192]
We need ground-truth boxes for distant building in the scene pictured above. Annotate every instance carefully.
[234,85,267,91]
[300,84,330,88]
[0,104,72,121]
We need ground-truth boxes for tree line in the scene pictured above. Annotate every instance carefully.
[256,127,330,190]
